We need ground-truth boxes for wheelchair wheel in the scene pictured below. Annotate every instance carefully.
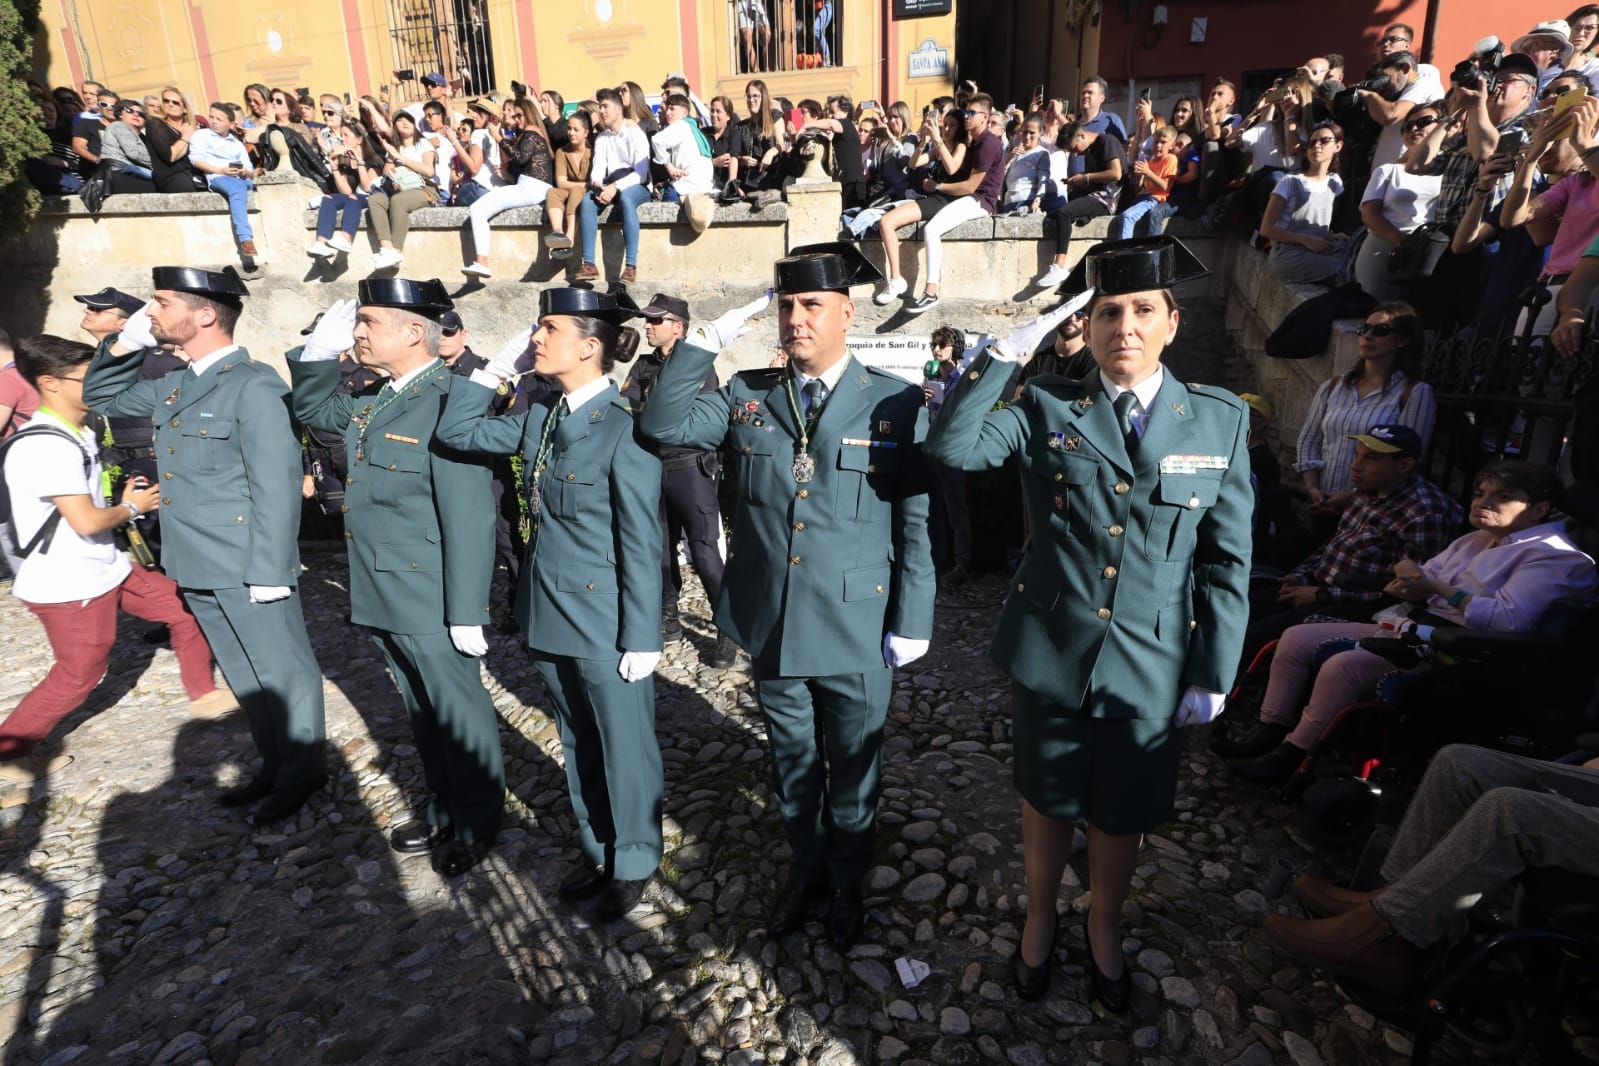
[1296,778,1379,851]
[1441,983,1530,1060]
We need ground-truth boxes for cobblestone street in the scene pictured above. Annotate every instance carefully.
[0,549,1483,1066]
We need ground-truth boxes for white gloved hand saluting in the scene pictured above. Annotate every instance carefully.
[483,325,535,384]
[1173,685,1227,727]
[449,625,488,657]
[113,305,159,353]
[300,298,359,362]
[990,288,1096,362]
[248,585,292,604]
[692,291,772,351]
[882,632,930,669]
[618,650,661,682]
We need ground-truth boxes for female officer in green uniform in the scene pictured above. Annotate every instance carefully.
[926,237,1252,1010]
[435,289,664,921]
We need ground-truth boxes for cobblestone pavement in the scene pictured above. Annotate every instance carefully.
[2,548,1547,1066]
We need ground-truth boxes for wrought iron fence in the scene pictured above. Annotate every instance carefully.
[385,0,496,102]
[729,0,840,76]
[1419,317,1599,502]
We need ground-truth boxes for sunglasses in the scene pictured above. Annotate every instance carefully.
[1357,322,1401,337]
[125,109,145,117]
[1542,85,1579,99]
[962,109,990,118]
[441,327,461,337]
[323,109,338,116]
[162,97,183,105]
[644,316,668,325]
[1379,35,1410,45]
[1402,115,1437,131]
[1308,136,1339,146]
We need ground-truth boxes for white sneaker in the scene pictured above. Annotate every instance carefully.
[327,234,354,254]
[873,276,908,305]
[373,248,404,269]
[307,241,336,258]
[462,262,492,278]
[1035,263,1071,287]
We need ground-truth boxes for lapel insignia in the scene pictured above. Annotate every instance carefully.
[1047,431,1066,450]
[384,433,420,444]
[731,408,751,424]
[1064,436,1081,451]
[746,400,760,412]
[162,386,180,405]
[878,420,892,434]
[1171,402,1186,416]
[1077,396,1094,409]
[219,363,233,372]
[589,408,604,422]
[858,374,869,384]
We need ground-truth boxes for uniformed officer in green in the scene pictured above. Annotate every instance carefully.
[287,279,504,878]
[83,266,328,821]
[925,236,1252,1010]
[639,244,937,948]
[435,288,665,920]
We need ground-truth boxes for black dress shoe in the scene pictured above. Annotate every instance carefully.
[708,635,738,668]
[827,887,865,948]
[557,863,613,901]
[1084,911,1131,1014]
[432,839,492,878]
[251,776,327,823]
[1011,912,1059,1001]
[218,777,274,808]
[1228,741,1309,785]
[391,820,452,854]
[1209,721,1289,759]
[767,879,828,937]
[595,876,651,919]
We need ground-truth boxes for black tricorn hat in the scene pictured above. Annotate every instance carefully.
[1058,234,1211,297]
[775,241,885,294]
[538,286,642,324]
[357,277,454,318]
[150,265,250,301]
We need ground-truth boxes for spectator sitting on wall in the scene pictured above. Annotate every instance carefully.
[661,73,712,126]
[1354,101,1444,302]
[307,119,383,260]
[144,87,201,193]
[420,99,459,203]
[1198,77,1243,202]
[70,89,118,179]
[822,95,869,210]
[873,94,1004,315]
[707,94,749,190]
[1260,120,1348,284]
[1216,84,1301,229]
[575,86,652,285]
[1165,130,1203,217]
[873,101,920,201]
[100,99,156,193]
[1514,20,1576,92]
[241,84,271,132]
[26,94,85,195]
[739,79,788,190]
[1033,122,1127,287]
[1358,49,1445,169]
[439,98,502,207]
[537,89,569,150]
[1112,124,1180,238]
[1129,93,1165,161]
[998,112,1050,214]
[403,72,463,131]
[189,103,261,263]
[652,92,716,203]
[545,110,592,259]
[366,110,437,270]
[461,96,552,279]
[1076,75,1128,145]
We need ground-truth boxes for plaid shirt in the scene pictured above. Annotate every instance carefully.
[1289,475,1463,602]
[1423,109,1530,229]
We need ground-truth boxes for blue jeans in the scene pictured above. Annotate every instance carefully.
[207,174,255,241]
[816,1,833,65]
[1110,196,1176,240]
[453,180,488,207]
[578,183,651,267]
[316,192,367,239]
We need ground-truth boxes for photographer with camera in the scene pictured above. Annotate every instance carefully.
[1356,51,1444,168]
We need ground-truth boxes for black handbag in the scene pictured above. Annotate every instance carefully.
[1388,222,1451,283]
[79,160,113,214]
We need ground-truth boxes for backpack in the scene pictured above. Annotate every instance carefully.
[0,424,96,559]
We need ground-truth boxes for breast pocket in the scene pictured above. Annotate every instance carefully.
[367,448,427,508]
[1145,471,1223,561]
[1030,452,1098,539]
[730,431,781,506]
[179,418,234,474]
[550,461,598,519]
[836,445,901,523]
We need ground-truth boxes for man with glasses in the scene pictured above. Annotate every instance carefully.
[1355,50,1444,167]
[621,293,737,668]
[70,90,119,180]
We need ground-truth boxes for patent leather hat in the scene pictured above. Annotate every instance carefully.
[774,241,885,294]
[1059,235,1210,297]
[538,287,641,324]
[357,277,454,318]
[150,265,250,300]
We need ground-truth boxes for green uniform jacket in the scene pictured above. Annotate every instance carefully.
[926,352,1252,719]
[436,378,663,659]
[638,342,935,676]
[288,353,495,634]
[83,341,302,590]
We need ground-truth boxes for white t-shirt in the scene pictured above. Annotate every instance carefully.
[1237,122,1289,172]
[468,128,503,189]
[1361,162,1442,232]
[4,415,130,604]
[652,117,716,196]
[1372,68,1445,167]
[423,132,455,198]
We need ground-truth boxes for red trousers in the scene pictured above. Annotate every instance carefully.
[0,563,217,759]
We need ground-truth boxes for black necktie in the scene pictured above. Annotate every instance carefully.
[1113,391,1139,456]
[802,379,824,436]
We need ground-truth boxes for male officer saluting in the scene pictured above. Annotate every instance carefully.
[622,292,737,668]
[83,266,328,821]
[288,280,504,877]
[640,244,936,947]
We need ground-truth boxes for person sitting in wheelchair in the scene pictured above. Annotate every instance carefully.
[1264,741,1599,991]
[1224,455,1598,785]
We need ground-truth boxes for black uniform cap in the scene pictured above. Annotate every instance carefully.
[1057,234,1211,297]
[775,241,885,294]
[539,287,642,324]
[357,277,454,319]
[150,265,250,302]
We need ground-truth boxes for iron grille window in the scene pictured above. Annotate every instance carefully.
[731,0,840,75]
[386,0,496,101]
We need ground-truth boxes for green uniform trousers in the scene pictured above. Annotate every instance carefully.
[183,586,326,790]
[751,664,893,890]
[373,630,506,845]
[532,652,663,880]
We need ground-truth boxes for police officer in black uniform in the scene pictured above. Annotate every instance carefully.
[621,293,737,668]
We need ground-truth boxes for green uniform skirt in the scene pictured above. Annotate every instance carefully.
[1011,682,1184,834]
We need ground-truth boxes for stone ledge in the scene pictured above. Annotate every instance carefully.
[298,199,788,231]
[40,192,248,217]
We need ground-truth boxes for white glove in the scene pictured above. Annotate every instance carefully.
[116,305,158,351]
[301,298,359,361]
[449,625,488,657]
[247,584,292,604]
[618,650,661,682]
[883,632,929,669]
[990,288,1095,362]
[487,325,535,381]
[1173,685,1227,727]
[692,291,772,351]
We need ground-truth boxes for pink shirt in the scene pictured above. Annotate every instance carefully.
[0,364,39,437]
[1540,171,1599,276]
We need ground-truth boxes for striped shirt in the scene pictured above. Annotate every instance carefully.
[1295,371,1437,495]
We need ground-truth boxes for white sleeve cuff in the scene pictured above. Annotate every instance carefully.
[469,369,503,389]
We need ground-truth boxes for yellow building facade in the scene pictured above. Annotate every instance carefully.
[33,0,958,116]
